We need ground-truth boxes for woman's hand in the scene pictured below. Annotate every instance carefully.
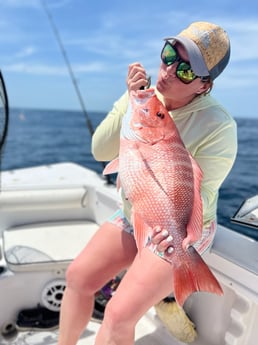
[152,226,174,258]
[127,63,150,92]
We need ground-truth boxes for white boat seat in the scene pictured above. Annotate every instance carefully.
[3,220,99,272]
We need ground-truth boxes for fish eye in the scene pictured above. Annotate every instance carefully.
[156,112,165,119]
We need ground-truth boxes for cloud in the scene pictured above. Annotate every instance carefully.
[3,62,105,76]
[15,46,37,58]
[0,0,39,8]
[0,0,71,8]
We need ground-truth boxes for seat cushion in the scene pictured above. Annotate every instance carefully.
[3,220,99,272]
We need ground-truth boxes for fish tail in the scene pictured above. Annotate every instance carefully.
[173,246,223,307]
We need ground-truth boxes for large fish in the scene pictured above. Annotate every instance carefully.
[103,88,223,306]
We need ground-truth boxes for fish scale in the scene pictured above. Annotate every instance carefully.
[119,139,193,252]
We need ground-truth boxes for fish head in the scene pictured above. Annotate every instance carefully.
[130,88,175,143]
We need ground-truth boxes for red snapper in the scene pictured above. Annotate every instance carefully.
[103,88,223,306]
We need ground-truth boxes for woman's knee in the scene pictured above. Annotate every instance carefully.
[103,298,137,331]
[65,259,97,295]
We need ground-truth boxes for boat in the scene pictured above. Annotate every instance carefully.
[0,161,258,345]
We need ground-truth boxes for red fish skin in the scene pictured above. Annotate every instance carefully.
[103,88,223,306]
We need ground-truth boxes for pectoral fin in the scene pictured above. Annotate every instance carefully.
[103,158,119,175]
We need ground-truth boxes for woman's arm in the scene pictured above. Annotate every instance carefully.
[91,91,129,162]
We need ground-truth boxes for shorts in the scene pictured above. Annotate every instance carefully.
[108,209,216,256]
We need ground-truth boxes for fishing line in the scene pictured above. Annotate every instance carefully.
[41,0,94,136]
[41,0,113,184]
[0,70,9,191]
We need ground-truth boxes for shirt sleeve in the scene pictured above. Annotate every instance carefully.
[195,115,237,223]
[91,91,129,162]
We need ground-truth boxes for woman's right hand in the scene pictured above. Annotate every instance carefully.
[151,226,174,257]
[126,63,149,92]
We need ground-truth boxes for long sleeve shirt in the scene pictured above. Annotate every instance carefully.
[92,90,237,227]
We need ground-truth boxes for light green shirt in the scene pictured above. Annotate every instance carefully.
[92,90,237,227]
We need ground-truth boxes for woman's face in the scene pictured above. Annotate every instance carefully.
[156,43,209,103]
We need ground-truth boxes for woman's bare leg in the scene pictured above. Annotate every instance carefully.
[94,247,174,345]
[57,222,137,345]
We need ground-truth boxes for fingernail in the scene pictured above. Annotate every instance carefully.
[162,230,169,237]
[155,226,162,233]
[167,246,174,254]
[166,235,173,243]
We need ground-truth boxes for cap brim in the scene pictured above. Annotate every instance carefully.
[165,36,209,77]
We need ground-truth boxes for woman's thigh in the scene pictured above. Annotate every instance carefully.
[105,247,174,325]
[66,221,138,292]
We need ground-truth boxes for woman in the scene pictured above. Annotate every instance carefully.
[57,21,237,345]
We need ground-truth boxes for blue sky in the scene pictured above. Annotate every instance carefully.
[0,0,258,118]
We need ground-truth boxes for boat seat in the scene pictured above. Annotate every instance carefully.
[2,220,99,272]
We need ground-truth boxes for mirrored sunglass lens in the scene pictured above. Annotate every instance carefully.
[161,44,177,65]
[176,62,196,83]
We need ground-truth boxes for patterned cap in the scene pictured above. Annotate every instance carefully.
[165,21,230,80]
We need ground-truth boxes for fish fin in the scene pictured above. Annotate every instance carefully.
[116,174,121,191]
[103,158,119,175]
[183,155,203,249]
[132,210,148,253]
[103,159,121,191]
[174,246,223,307]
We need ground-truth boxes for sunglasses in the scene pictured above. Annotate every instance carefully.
[161,42,208,84]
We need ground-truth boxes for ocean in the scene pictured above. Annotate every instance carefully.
[1,108,258,240]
